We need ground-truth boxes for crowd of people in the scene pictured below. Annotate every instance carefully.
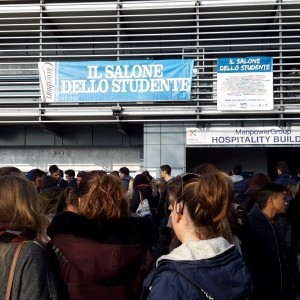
[0,161,300,300]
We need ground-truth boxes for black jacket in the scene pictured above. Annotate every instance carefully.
[241,204,299,299]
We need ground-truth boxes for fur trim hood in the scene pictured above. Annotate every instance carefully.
[47,211,158,247]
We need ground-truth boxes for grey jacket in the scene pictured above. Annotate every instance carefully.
[0,241,62,300]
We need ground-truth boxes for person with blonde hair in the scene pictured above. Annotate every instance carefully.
[0,174,65,300]
[143,171,252,300]
[47,172,158,300]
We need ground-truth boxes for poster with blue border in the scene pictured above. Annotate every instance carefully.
[39,59,194,102]
[217,56,273,111]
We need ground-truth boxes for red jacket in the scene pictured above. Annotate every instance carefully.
[47,212,158,300]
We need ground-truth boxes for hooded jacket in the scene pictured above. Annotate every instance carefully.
[47,212,158,300]
[145,237,252,300]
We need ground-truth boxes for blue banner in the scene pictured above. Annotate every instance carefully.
[217,56,272,73]
[39,59,194,102]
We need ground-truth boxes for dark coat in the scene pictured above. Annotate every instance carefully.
[241,204,299,299]
[145,246,252,300]
[47,212,158,300]
[130,184,157,213]
[273,173,297,187]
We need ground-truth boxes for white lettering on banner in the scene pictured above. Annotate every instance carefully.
[61,78,190,93]
[87,64,164,79]
[186,127,300,146]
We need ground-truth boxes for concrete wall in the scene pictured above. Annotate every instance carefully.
[0,146,141,174]
[144,123,186,178]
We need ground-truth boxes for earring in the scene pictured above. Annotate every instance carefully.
[176,204,180,214]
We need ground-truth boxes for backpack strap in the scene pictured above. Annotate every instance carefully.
[141,263,213,300]
[5,241,27,300]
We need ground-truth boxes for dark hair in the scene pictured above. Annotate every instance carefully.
[232,164,242,175]
[249,173,271,188]
[77,171,86,178]
[119,167,130,176]
[160,164,171,175]
[65,169,75,178]
[41,175,57,190]
[26,169,45,182]
[133,174,149,188]
[110,170,120,177]
[192,163,218,175]
[258,183,285,209]
[56,187,79,213]
[141,170,154,182]
[276,161,289,173]
[49,164,59,174]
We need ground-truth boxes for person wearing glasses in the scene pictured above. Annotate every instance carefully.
[143,171,252,300]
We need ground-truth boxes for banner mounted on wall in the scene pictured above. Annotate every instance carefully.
[186,127,300,146]
[39,59,194,102]
[217,56,273,111]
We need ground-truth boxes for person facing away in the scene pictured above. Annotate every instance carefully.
[0,174,66,300]
[47,172,158,300]
[119,166,132,190]
[241,183,300,300]
[238,172,271,213]
[144,171,252,300]
[273,161,297,187]
[130,173,157,215]
[230,163,249,203]
[26,168,46,193]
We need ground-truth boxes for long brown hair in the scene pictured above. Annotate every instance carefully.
[78,172,129,219]
[0,175,49,242]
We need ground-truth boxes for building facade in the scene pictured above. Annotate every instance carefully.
[0,0,299,177]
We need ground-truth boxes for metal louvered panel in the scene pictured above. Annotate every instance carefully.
[0,0,299,123]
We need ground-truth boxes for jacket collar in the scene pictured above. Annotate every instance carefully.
[47,211,158,247]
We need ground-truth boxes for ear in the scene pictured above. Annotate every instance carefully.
[176,203,183,215]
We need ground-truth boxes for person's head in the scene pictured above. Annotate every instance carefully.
[26,168,46,191]
[160,164,171,180]
[76,171,86,186]
[65,169,75,183]
[119,167,130,178]
[249,173,271,188]
[77,172,129,219]
[0,175,49,242]
[133,174,149,189]
[258,183,287,219]
[110,170,120,177]
[41,175,57,190]
[231,164,242,175]
[141,170,154,182]
[49,164,61,182]
[276,161,289,175]
[167,171,235,243]
[285,183,299,200]
[56,187,79,214]
[0,166,23,177]
[192,163,218,176]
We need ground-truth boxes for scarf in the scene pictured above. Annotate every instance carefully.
[0,225,35,243]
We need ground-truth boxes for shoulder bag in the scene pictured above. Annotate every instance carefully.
[136,190,152,217]
[5,241,27,300]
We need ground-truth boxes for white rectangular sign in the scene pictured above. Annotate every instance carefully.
[217,56,273,111]
[186,127,300,145]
